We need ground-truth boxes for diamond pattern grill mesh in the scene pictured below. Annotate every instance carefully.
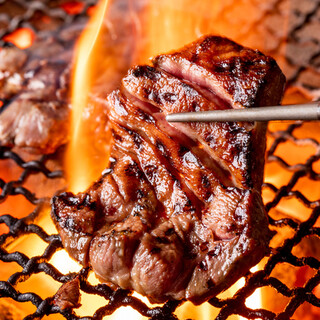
[0,123,319,320]
[0,0,97,44]
[0,0,320,319]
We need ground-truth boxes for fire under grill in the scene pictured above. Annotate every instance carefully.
[0,0,320,319]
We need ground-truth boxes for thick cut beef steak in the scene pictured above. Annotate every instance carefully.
[52,35,286,304]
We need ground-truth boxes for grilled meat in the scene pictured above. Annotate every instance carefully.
[52,35,286,304]
[0,23,81,154]
[53,276,81,310]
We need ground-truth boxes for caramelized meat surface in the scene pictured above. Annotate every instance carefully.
[52,35,285,304]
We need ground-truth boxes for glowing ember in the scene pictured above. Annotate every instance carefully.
[3,28,35,49]
[87,5,97,16]
[60,1,85,15]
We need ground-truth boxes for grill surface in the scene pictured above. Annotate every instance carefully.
[0,0,97,45]
[0,0,320,319]
[0,123,319,320]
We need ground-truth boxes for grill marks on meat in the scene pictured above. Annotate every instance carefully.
[123,63,275,191]
[108,90,219,208]
[152,35,285,109]
[52,35,286,304]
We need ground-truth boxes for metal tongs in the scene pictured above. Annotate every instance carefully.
[166,102,320,122]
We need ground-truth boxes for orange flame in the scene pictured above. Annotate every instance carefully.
[66,0,110,193]
[3,28,35,49]
[87,5,97,16]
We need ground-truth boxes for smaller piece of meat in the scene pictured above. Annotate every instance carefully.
[0,47,28,99]
[0,62,71,154]
[0,22,82,154]
[52,276,81,310]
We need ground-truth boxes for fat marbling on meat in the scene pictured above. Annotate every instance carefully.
[51,35,286,304]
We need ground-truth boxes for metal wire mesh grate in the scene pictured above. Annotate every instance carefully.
[0,122,319,320]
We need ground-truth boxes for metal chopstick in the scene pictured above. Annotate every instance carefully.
[165,102,320,122]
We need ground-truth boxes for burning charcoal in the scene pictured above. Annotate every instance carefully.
[52,35,285,305]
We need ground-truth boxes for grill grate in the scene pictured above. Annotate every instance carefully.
[0,123,319,320]
[0,0,97,46]
[1,0,320,319]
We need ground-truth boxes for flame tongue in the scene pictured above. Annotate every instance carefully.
[67,0,142,193]
[67,0,110,193]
